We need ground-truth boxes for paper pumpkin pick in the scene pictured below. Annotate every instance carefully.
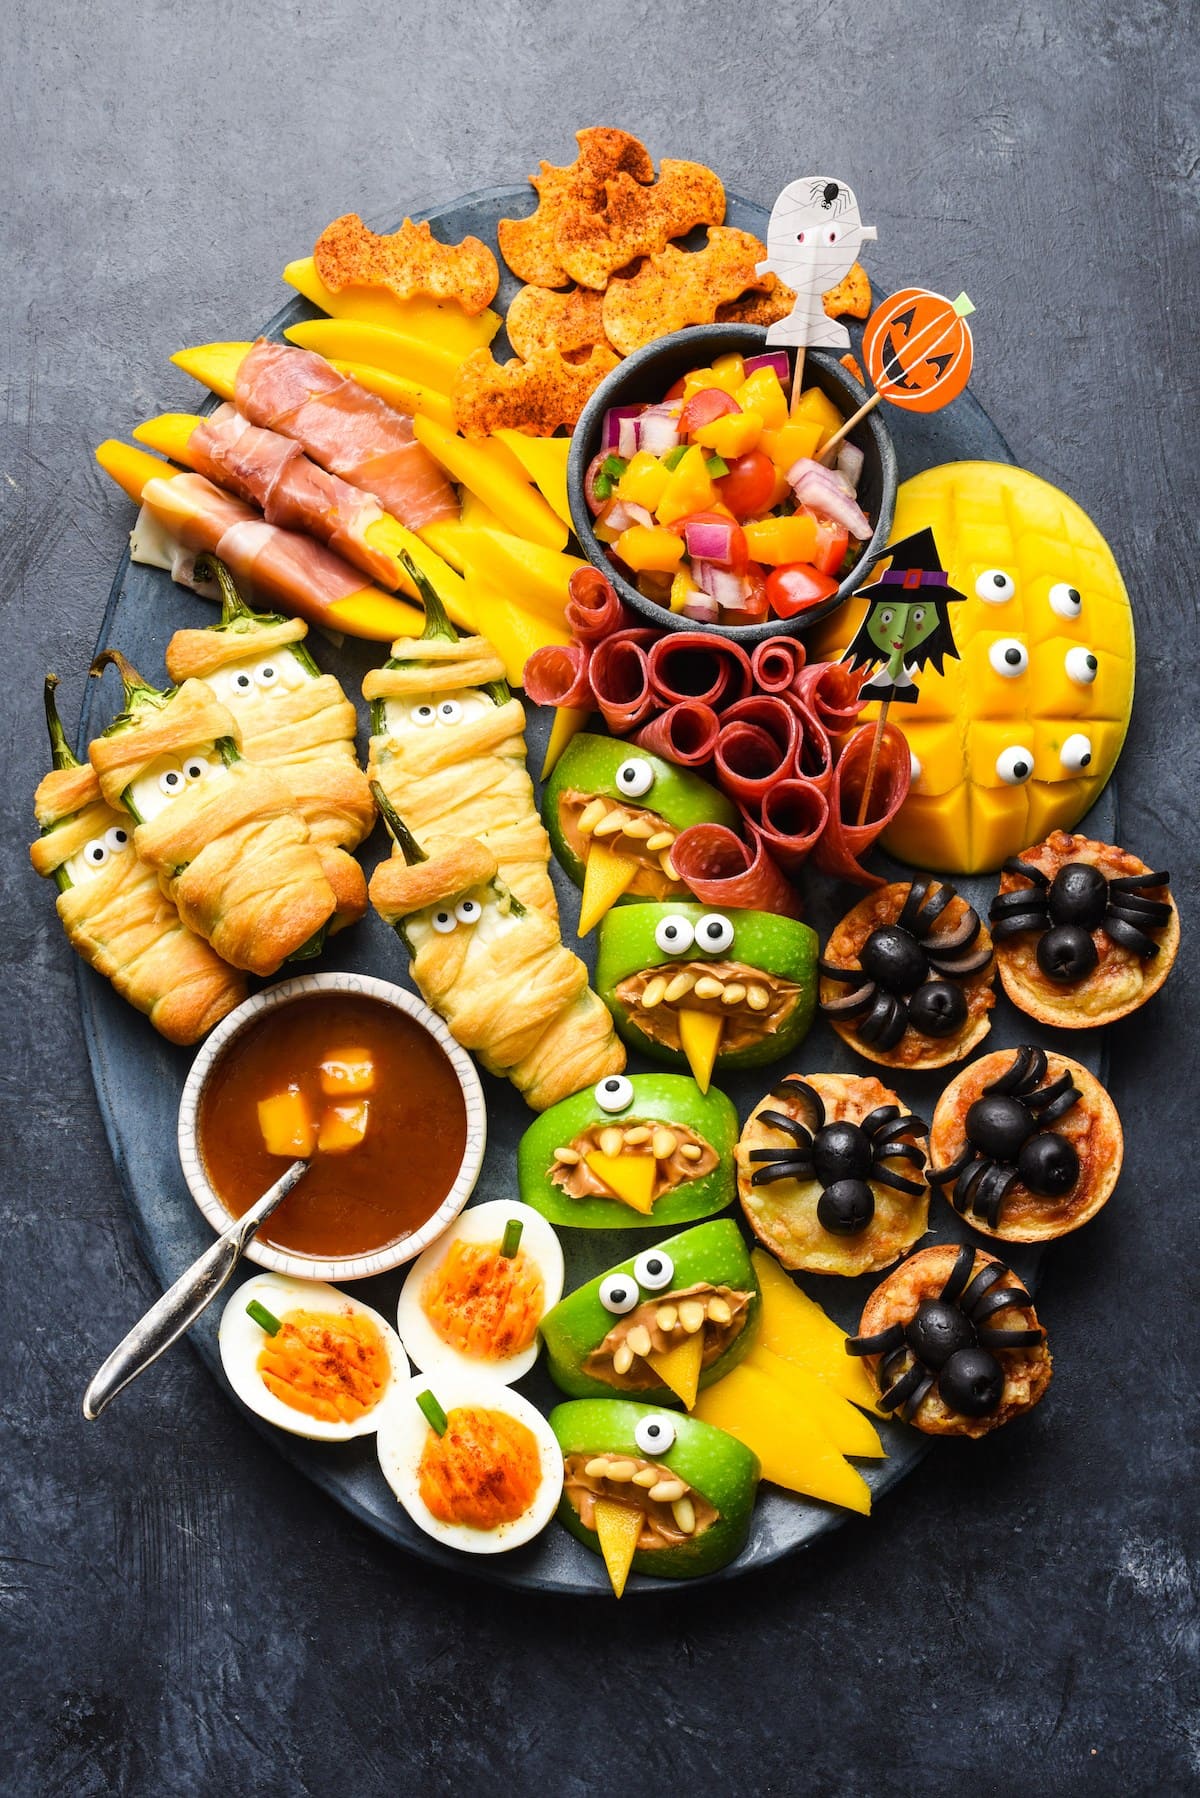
[755,176,877,351]
[842,527,965,703]
[863,287,975,412]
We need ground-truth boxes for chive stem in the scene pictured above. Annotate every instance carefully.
[416,1388,449,1435]
[500,1218,524,1258]
[247,1299,283,1335]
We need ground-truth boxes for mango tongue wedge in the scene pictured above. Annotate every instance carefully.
[584,1151,656,1215]
[677,1008,724,1094]
[541,705,591,780]
[577,841,638,937]
[592,1498,642,1599]
[645,1331,704,1410]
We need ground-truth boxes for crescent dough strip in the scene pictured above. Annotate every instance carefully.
[89,667,337,976]
[369,833,623,1111]
[32,696,246,1045]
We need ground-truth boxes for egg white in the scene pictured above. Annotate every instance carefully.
[395,1200,563,1386]
[376,1372,563,1554]
[218,1272,409,1442]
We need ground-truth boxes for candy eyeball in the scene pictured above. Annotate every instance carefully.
[254,660,280,689]
[695,913,735,954]
[615,757,655,800]
[1060,732,1094,772]
[996,745,1034,785]
[412,703,437,728]
[632,1249,674,1292]
[103,826,130,854]
[988,638,1029,678]
[182,754,212,783]
[83,837,110,868]
[1065,647,1099,686]
[430,908,457,935]
[157,764,186,797]
[454,898,482,926]
[1049,582,1083,618]
[599,1273,640,1315]
[229,668,255,698]
[634,1413,677,1456]
[595,1074,634,1114]
[654,915,695,955]
[976,569,1015,604]
[438,699,464,726]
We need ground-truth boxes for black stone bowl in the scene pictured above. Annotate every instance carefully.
[566,323,897,648]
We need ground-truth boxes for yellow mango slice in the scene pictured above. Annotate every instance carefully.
[693,1364,871,1513]
[577,840,638,937]
[542,705,591,779]
[494,428,572,528]
[463,568,568,686]
[282,257,500,355]
[583,1151,657,1215]
[318,1100,370,1154]
[645,1332,704,1410]
[284,319,460,394]
[171,340,245,400]
[458,493,510,533]
[95,439,173,505]
[318,1050,376,1097]
[258,1089,316,1159]
[450,527,585,625]
[592,1498,642,1599]
[329,360,455,430]
[676,1007,724,1094]
[133,413,194,463]
[751,1249,880,1413]
[413,416,567,551]
[746,1346,884,1459]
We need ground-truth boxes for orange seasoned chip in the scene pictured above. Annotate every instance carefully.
[314,214,499,316]
[498,128,656,288]
[558,160,726,291]
[505,283,612,362]
[822,260,872,321]
[453,343,620,437]
[601,227,771,356]
[716,279,797,328]
[840,352,867,384]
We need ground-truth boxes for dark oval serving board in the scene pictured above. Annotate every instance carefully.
[77,184,1116,1595]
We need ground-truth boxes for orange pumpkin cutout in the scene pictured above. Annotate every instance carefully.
[863,287,975,413]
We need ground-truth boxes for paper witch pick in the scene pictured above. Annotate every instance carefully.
[842,527,965,704]
[755,176,877,351]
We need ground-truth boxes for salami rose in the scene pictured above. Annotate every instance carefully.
[523,642,594,710]
[757,779,829,875]
[671,822,803,919]
[647,631,753,711]
[632,701,721,767]
[751,636,807,694]
[589,628,659,732]
[565,566,632,643]
[792,659,866,736]
[713,695,803,809]
[812,720,912,887]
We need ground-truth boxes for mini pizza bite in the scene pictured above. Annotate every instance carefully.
[927,1045,1122,1242]
[847,1243,1052,1438]
[517,1072,738,1229]
[820,877,995,1069]
[989,831,1178,1027]
[596,902,819,1092]
[737,1073,928,1276]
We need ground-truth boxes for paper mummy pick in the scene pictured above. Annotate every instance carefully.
[754,176,877,350]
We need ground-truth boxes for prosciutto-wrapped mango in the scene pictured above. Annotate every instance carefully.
[31,676,245,1044]
[165,557,372,931]
[89,652,339,977]
[368,797,623,1112]
[364,555,556,918]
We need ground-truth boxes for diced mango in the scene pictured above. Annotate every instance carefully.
[613,524,685,574]
[655,445,717,527]
[751,1249,881,1413]
[318,1100,371,1155]
[743,514,820,566]
[616,449,672,513]
[493,428,572,528]
[711,351,746,388]
[693,1363,872,1513]
[258,1088,316,1159]
[735,368,789,430]
[683,363,744,400]
[760,418,824,472]
[691,410,764,458]
[319,1049,376,1096]
[790,385,844,447]
[669,572,700,614]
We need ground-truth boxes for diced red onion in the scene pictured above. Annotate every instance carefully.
[603,497,655,533]
[837,442,864,489]
[786,457,872,541]
[742,351,792,384]
[682,593,720,623]
[602,404,644,452]
[617,417,640,460]
[638,411,681,456]
[684,519,737,566]
[694,561,748,608]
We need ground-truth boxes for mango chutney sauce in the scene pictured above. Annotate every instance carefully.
[198,993,468,1260]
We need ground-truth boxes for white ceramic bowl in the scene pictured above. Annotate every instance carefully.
[178,972,487,1282]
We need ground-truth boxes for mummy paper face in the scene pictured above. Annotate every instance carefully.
[758,176,877,350]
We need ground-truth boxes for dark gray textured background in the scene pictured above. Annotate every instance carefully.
[3,2,1196,1792]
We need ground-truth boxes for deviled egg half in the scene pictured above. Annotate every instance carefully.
[219,1272,408,1442]
[395,1200,564,1385]
[377,1374,563,1554]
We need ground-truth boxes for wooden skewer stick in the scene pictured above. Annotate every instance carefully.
[789,347,807,412]
[819,388,883,465]
[855,695,893,828]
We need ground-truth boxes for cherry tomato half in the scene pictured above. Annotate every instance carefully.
[714,450,777,519]
[679,387,741,436]
[765,563,841,618]
[811,519,851,576]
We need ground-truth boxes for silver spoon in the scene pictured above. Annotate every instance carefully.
[83,1157,310,1420]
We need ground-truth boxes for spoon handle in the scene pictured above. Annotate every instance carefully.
[82,1158,310,1420]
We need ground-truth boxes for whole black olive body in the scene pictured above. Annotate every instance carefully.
[811,1121,872,1184]
[860,925,927,995]
[966,1093,1034,1160]
[816,1179,875,1235]
[939,1347,1005,1417]
[1017,1130,1081,1197]
[907,979,969,1038]
[905,1299,976,1369]
[1048,861,1108,929]
[1037,922,1099,984]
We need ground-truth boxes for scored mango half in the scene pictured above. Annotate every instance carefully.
[595,902,818,1091]
[814,461,1135,874]
[539,1219,759,1409]
[542,736,738,937]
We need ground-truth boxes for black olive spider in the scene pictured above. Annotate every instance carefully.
[745,1075,926,1236]
[989,855,1172,985]
[821,878,993,1051]
[846,1242,1044,1420]
[926,1045,1082,1229]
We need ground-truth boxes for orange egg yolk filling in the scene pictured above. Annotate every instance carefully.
[418,1407,542,1530]
[421,1241,545,1362]
[256,1309,390,1424]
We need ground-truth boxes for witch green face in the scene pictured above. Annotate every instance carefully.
[866,599,941,678]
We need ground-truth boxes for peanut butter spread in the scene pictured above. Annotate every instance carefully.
[563,1451,718,1548]
[551,1116,717,1202]
[559,787,685,900]
[583,1282,752,1390]
[616,960,800,1055]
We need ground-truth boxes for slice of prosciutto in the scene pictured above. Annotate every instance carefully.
[234,338,458,531]
[190,404,395,588]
